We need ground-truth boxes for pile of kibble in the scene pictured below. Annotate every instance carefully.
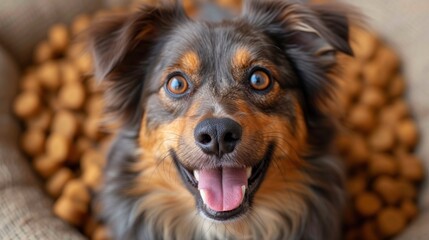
[12,7,424,240]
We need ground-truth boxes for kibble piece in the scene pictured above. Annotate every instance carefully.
[346,135,370,166]
[51,110,79,139]
[83,117,102,140]
[68,137,92,164]
[92,226,111,240]
[398,155,424,182]
[369,154,398,176]
[396,119,419,149]
[13,91,41,118]
[20,73,41,92]
[75,53,93,74]
[350,27,379,61]
[368,126,396,152]
[84,217,98,237]
[33,155,62,179]
[38,61,60,90]
[380,100,409,126]
[72,14,91,36]
[363,62,389,88]
[377,46,400,77]
[347,105,376,133]
[81,149,104,170]
[82,164,102,190]
[373,176,401,204]
[346,174,367,197]
[46,133,70,163]
[377,208,406,237]
[21,128,45,157]
[34,41,54,63]
[345,77,363,100]
[27,109,52,131]
[48,24,69,53]
[58,82,86,110]
[62,179,90,204]
[361,221,379,240]
[61,61,81,83]
[389,74,406,98]
[355,192,382,217]
[360,87,386,109]
[54,196,87,226]
[86,94,105,116]
[46,168,74,198]
[400,200,418,221]
[397,179,417,200]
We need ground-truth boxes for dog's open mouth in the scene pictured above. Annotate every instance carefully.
[171,144,274,221]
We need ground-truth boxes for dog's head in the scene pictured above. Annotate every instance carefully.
[89,0,352,237]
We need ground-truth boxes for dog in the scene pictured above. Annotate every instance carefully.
[88,0,353,239]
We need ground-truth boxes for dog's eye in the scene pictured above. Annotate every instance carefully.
[249,70,271,91]
[166,75,189,95]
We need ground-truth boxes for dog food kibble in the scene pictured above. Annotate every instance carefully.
[13,91,41,118]
[21,128,45,157]
[92,226,111,240]
[400,200,418,220]
[46,168,74,198]
[63,179,91,204]
[360,87,386,110]
[46,133,70,163]
[373,176,401,204]
[13,9,423,240]
[396,119,419,149]
[347,105,376,133]
[361,221,379,240]
[49,24,70,53]
[71,14,91,36]
[52,110,79,139]
[38,61,61,91]
[27,109,52,131]
[355,192,382,217]
[369,154,398,176]
[377,208,406,237]
[368,126,395,152]
[389,74,405,98]
[34,40,54,64]
[61,62,81,83]
[398,155,424,182]
[20,73,41,92]
[33,155,62,179]
[54,196,87,226]
[59,82,86,110]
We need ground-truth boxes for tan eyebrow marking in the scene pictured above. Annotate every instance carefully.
[180,51,200,74]
[232,47,252,69]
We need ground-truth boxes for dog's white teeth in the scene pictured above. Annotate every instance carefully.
[199,189,208,204]
[246,167,252,179]
[194,170,200,182]
[241,185,246,203]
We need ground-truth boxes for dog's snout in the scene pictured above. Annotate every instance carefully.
[194,118,242,157]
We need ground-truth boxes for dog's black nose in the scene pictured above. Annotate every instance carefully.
[194,118,242,157]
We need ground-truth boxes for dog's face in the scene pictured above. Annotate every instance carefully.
[89,0,352,238]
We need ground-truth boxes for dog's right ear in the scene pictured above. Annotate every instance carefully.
[87,4,188,126]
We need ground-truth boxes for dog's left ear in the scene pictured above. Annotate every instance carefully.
[242,0,354,102]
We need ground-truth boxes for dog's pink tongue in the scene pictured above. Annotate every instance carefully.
[198,167,247,212]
